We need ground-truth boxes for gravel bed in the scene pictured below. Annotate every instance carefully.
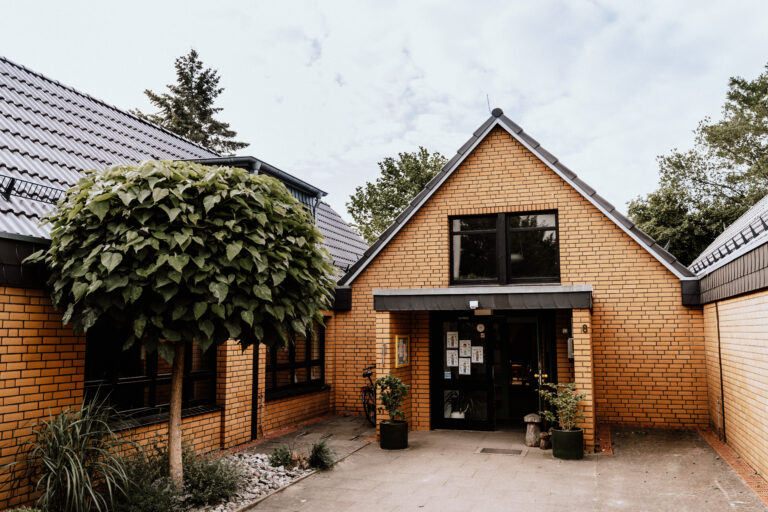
[194,451,313,512]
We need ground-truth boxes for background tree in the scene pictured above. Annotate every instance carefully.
[628,63,768,265]
[347,147,447,244]
[132,50,248,155]
[28,161,335,486]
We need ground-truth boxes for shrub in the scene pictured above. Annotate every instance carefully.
[17,399,128,512]
[115,443,244,511]
[308,439,336,470]
[269,444,293,468]
[183,450,245,507]
[539,382,586,431]
[6,507,42,512]
[375,375,409,421]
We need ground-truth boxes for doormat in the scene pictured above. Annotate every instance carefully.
[479,448,522,455]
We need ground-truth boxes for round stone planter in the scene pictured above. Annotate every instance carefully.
[551,428,583,460]
[379,420,408,450]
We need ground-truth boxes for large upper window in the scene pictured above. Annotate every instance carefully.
[265,326,325,400]
[84,321,216,417]
[451,211,560,284]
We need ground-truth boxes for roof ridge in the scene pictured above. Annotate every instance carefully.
[0,55,220,157]
[338,109,694,286]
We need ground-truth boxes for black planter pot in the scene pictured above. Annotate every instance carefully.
[379,420,408,450]
[551,428,583,460]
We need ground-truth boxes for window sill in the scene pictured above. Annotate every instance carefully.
[266,384,330,402]
[109,404,222,432]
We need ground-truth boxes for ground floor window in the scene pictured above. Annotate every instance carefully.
[265,326,325,400]
[84,320,216,417]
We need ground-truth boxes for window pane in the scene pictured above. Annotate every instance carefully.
[452,215,496,232]
[310,365,322,381]
[295,337,307,363]
[311,337,321,360]
[189,344,213,373]
[452,233,497,280]
[265,370,275,390]
[507,229,559,279]
[276,347,290,365]
[508,213,556,229]
[295,367,308,384]
[276,369,291,387]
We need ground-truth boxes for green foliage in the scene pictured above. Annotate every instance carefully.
[269,444,293,468]
[308,439,336,470]
[182,449,245,507]
[375,375,409,422]
[347,147,447,244]
[629,63,768,265]
[115,443,245,511]
[5,507,41,512]
[131,49,248,155]
[18,399,129,512]
[538,382,586,432]
[115,444,183,512]
[27,160,336,360]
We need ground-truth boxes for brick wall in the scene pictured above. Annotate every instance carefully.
[328,126,708,432]
[703,289,768,480]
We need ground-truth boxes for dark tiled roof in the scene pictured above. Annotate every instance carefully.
[339,108,695,285]
[0,55,220,240]
[316,201,368,273]
[690,193,768,276]
[0,56,366,278]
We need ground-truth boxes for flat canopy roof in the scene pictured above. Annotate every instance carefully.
[372,285,593,311]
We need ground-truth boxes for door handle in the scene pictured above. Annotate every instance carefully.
[534,373,548,379]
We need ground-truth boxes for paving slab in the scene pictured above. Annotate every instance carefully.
[252,419,767,511]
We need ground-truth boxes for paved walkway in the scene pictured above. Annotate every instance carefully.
[253,419,766,512]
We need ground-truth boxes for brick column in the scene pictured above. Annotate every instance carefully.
[216,340,253,448]
[572,308,596,453]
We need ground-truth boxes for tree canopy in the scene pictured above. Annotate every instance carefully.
[628,63,768,265]
[132,50,248,155]
[347,147,447,244]
[28,160,336,485]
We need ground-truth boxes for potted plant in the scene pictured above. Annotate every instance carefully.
[539,382,587,460]
[444,390,474,419]
[375,375,410,450]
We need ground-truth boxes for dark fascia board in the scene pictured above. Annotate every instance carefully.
[190,156,327,198]
[339,109,696,286]
[373,285,593,311]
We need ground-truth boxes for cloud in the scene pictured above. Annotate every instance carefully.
[1,0,767,222]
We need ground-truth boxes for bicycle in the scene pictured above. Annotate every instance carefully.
[360,364,376,426]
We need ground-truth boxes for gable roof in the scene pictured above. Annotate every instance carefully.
[0,55,220,241]
[339,108,695,286]
[690,192,768,276]
[0,56,366,278]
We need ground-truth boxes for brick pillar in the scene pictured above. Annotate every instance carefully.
[375,311,393,437]
[216,340,253,448]
[572,308,596,453]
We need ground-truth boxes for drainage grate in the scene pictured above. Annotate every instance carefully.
[480,448,522,455]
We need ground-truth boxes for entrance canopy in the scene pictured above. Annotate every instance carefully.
[373,285,592,311]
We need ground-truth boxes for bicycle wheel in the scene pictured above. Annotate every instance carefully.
[362,388,376,426]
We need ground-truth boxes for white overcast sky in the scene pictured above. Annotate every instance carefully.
[2,1,767,222]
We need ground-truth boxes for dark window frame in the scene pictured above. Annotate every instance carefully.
[265,326,325,401]
[449,210,560,285]
[84,332,217,418]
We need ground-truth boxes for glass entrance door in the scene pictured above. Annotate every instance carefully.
[431,314,497,430]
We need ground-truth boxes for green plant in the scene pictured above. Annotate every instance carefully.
[114,444,183,512]
[375,375,409,421]
[183,449,245,507]
[308,439,336,470]
[538,382,586,431]
[5,507,42,512]
[27,160,336,484]
[444,390,475,417]
[269,444,294,468]
[17,399,129,512]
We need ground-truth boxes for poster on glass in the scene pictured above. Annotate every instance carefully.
[446,350,458,367]
[459,339,471,357]
[446,331,459,348]
[471,346,483,364]
[459,358,471,375]
[395,334,409,368]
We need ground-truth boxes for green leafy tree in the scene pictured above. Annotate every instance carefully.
[628,63,768,265]
[347,147,447,244]
[132,50,248,155]
[27,160,335,486]
[375,375,409,422]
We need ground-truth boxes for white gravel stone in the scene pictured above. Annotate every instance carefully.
[192,452,313,512]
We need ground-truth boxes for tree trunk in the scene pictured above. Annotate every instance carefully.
[169,342,185,488]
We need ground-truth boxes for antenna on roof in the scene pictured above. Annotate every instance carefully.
[486,94,491,115]
[662,240,670,251]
